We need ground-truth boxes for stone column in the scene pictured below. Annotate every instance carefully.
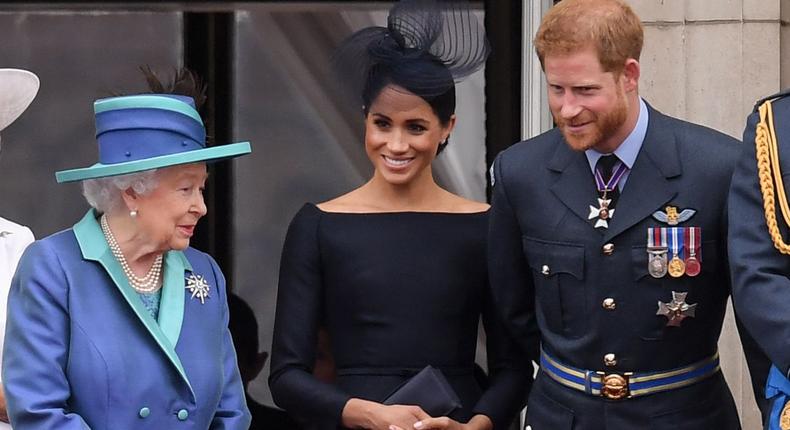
[629,1,783,428]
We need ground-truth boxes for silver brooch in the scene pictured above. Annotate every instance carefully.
[185,274,210,304]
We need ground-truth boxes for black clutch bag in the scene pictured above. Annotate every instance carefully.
[382,365,463,417]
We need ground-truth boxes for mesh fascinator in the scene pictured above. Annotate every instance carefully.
[332,0,490,102]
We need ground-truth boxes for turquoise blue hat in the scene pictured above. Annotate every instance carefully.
[55,94,251,183]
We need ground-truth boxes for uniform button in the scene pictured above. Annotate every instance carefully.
[602,298,616,310]
[177,409,189,421]
[602,243,615,255]
[604,353,617,367]
[138,407,150,418]
[541,265,550,275]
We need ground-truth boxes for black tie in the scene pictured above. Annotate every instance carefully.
[596,154,621,204]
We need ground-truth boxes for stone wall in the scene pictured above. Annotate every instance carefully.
[628,1,785,428]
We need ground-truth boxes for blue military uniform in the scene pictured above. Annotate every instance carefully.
[489,100,768,429]
[729,88,790,430]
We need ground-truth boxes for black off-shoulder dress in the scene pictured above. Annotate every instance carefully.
[269,203,529,429]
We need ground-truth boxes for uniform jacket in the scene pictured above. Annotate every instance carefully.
[0,216,34,430]
[2,210,250,430]
[489,102,768,429]
[729,89,790,428]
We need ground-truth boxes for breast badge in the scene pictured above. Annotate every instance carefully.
[657,291,697,327]
[652,206,696,226]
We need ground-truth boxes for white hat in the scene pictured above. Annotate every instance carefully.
[0,69,39,132]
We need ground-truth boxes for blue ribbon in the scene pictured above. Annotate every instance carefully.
[767,365,790,430]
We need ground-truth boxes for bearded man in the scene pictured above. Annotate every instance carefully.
[487,0,767,428]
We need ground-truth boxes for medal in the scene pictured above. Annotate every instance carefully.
[668,257,685,278]
[684,227,702,277]
[657,291,697,327]
[668,227,685,278]
[588,196,614,228]
[590,158,629,229]
[647,227,668,278]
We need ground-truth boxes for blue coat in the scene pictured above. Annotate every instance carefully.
[489,103,769,429]
[2,211,250,429]
[729,89,790,429]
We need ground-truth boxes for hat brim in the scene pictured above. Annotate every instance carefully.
[55,141,251,183]
[0,69,40,132]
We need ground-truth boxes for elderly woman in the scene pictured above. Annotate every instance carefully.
[2,77,252,429]
[0,68,39,429]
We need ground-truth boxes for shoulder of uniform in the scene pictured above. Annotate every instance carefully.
[754,88,790,111]
[498,129,562,163]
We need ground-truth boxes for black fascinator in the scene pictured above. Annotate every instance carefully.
[332,0,490,107]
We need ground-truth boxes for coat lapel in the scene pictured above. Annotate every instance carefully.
[603,107,681,241]
[73,210,194,395]
[547,106,682,241]
[548,137,602,227]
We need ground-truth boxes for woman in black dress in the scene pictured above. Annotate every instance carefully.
[269,2,529,429]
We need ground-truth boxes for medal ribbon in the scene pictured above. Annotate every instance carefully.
[648,227,668,249]
[594,159,629,193]
[685,227,701,259]
[671,227,684,259]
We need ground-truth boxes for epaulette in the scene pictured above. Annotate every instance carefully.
[754,88,790,112]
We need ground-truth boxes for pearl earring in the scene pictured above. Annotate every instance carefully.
[130,209,138,218]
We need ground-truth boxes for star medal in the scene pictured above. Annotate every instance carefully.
[588,196,614,228]
[647,227,668,278]
[684,227,701,277]
[657,291,697,327]
[590,159,629,229]
[667,227,685,278]
[186,274,210,304]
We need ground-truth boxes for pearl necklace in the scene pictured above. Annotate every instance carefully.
[100,215,163,293]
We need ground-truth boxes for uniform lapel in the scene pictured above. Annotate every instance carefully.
[603,107,681,242]
[73,210,194,396]
[548,136,602,227]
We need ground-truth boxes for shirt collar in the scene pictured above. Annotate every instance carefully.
[585,98,649,173]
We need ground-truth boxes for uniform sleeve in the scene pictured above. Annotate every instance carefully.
[2,241,92,429]
[269,205,351,427]
[729,108,790,398]
[470,278,531,429]
[487,153,540,370]
[207,256,252,429]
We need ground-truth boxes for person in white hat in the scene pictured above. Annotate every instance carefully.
[0,68,38,430]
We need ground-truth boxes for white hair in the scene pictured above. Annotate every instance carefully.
[82,169,160,213]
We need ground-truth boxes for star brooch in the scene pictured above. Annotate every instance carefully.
[185,274,210,304]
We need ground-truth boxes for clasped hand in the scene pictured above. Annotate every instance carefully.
[342,398,492,430]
